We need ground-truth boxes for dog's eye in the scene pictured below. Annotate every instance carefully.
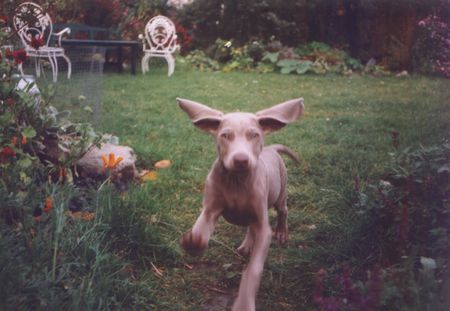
[247,132,260,140]
[220,132,233,140]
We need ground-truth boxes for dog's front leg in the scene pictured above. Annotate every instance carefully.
[180,195,222,257]
[232,213,272,311]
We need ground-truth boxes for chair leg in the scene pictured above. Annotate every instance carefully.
[48,56,57,83]
[62,54,72,79]
[34,57,41,78]
[165,54,175,77]
[53,56,59,82]
[141,54,150,74]
[18,63,25,76]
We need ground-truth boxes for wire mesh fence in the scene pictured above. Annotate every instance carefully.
[21,46,106,123]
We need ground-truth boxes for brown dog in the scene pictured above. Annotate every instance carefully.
[177,98,304,311]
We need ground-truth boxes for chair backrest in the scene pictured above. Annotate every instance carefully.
[144,15,177,53]
[13,2,53,49]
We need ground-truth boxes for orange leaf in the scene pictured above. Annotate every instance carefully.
[155,159,171,169]
[68,211,95,221]
[81,212,95,221]
[69,211,82,219]
[142,170,158,181]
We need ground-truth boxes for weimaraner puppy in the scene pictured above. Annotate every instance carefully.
[177,97,304,311]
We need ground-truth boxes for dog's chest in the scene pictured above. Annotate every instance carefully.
[220,192,258,226]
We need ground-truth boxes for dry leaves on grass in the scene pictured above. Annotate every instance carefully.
[139,159,172,182]
[140,170,158,181]
[154,159,171,169]
[66,211,95,221]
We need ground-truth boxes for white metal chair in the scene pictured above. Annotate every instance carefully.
[139,15,179,77]
[13,2,72,82]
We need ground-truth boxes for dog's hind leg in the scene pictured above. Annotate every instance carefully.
[274,194,289,245]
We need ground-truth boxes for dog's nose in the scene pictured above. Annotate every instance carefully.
[233,153,249,169]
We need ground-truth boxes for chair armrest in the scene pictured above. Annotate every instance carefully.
[52,27,71,46]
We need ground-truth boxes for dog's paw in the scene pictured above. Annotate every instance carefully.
[273,226,288,246]
[236,244,252,257]
[180,229,208,257]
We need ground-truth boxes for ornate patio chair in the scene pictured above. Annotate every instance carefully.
[13,2,72,82]
[139,15,179,77]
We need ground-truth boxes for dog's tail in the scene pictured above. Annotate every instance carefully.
[270,144,301,164]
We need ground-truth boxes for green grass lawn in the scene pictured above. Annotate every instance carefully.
[4,65,449,310]
[90,67,448,310]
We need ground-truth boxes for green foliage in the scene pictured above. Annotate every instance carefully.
[186,38,382,76]
[0,26,175,310]
[0,184,163,310]
[276,59,314,75]
[222,44,257,73]
[296,41,333,55]
[0,64,99,225]
[184,49,221,71]
[295,41,363,74]
[341,142,450,310]
[186,40,369,75]
[186,39,273,73]
[355,143,450,260]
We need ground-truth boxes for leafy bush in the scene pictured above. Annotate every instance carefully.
[355,143,450,263]
[185,39,369,75]
[0,57,99,225]
[315,142,450,311]
[184,49,221,71]
[274,59,314,75]
[222,42,259,72]
[185,39,270,73]
[0,25,175,310]
[260,41,365,75]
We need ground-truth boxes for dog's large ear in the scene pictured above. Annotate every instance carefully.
[256,98,304,133]
[177,98,224,133]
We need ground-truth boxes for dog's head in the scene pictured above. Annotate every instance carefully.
[177,98,304,172]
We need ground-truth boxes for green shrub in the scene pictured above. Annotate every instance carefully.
[0,26,174,310]
[261,41,364,75]
[186,39,269,73]
[185,49,221,71]
[185,39,369,75]
[313,142,450,311]
[354,142,450,262]
[275,59,314,75]
[350,142,449,309]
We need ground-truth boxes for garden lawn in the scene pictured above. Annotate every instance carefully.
[32,66,450,310]
[90,66,448,310]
